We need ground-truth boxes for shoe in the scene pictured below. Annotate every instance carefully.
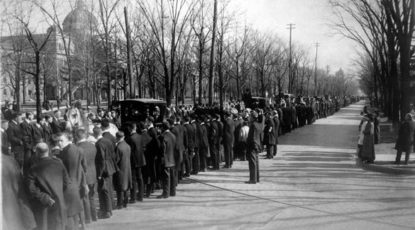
[129,199,136,204]
[157,194,168,199]
[245,181,256,184]
[98,212,111,219]
[116,205,123,210]
[137,197,143,202]
[170,192,176,197]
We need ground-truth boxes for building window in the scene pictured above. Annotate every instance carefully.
[3,89,7,96]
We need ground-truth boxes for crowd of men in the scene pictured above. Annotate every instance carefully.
[0,95,360,230]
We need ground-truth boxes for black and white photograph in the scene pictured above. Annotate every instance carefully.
[0,0,414,229]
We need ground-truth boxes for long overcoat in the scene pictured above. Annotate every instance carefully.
[395,120,415,153]
[263,119,276,146]
[114,140,132,191]
[2,154,36,230]
[27,157,70,230]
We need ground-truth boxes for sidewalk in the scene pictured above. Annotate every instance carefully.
[357,143,415,175]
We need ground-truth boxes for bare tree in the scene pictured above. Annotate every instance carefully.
[137,0,196,106]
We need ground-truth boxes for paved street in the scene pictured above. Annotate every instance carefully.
[90,101,415,230]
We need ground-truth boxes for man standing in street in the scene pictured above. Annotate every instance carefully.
[76,129,98,223]
[55,132,86,229]
[7,112,24,167]
[21,112,34,172]
[27,143,71,230]
[183,116,195,176]
[223,111,235,168]
[94,126,117,219]
[157,121,176,198]
[114,131,132,209]
[246,111,263,184]
[125,122,146,203]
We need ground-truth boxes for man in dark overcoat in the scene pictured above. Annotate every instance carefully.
[21,112,34,172]
[263,113,276,159]
[125,122,146,202]
[7,112,24,166]
[272,111,280,156]
[42,115,53,145]
[169,118,184,185]
[199,116,209,172]
[1,120,10,155]
[183,116,195,175]
[223,111,235,168]
[76,129,98,223]
[27,143,71,230]
[144,117,160,197]
[157,122,177,198]
[94,126,117,219]
[31,115,46,146]
[114,131,132,208]
[50,110,64,134]
[56,132,86,229]
[246,111,263,184]
[209,115,220,169]
[191,116,200,174]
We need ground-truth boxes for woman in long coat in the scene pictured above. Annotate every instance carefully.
[394,113,415,165]
[263,115,276,159]
[358,114,375,163]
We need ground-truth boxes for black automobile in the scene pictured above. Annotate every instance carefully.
[113,98,166,125]
[250,97,269,109]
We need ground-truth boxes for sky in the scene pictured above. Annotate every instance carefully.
[230,0,360,75]
[0,0,361,76]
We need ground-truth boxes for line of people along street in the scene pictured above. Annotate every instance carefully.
[0,95,359,230]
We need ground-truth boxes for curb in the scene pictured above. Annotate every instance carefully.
[356,158,415,175]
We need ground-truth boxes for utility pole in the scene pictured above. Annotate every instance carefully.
[124,7,133,98]
[314,42,319,96]
[287,23,295,93]
[208,0,217,106]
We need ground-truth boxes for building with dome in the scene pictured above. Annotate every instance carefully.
[0,0,98,106]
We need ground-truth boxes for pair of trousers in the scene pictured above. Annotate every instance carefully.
[98,175,113,214]
[116,190,128,207]
[83,183,97,223]
[395,150,411,164]
[183,149,192,175]
[131,167,144,201]
[210,143,219,169]
[248,150,259,183]
[273,144,278,156]
[162,167,176,197]
[199,147,208,171]
[224,142,233,166]
[192,148,200,173]
[266,145,274,158]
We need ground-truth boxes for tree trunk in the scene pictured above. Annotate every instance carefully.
[15,56,21,112]
[35,51,41,120]
[198,41,204,105]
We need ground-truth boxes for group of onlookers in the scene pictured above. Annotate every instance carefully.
[357,104,415,165]
[0,95,358,230]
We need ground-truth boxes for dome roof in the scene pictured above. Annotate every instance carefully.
[62,0,97,35]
